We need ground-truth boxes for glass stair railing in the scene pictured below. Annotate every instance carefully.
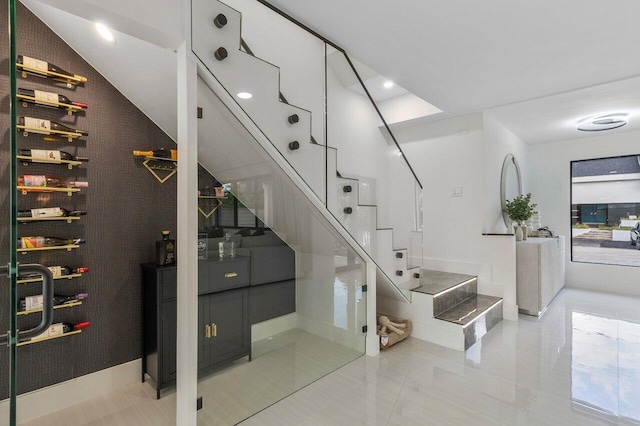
[192,0,423,299]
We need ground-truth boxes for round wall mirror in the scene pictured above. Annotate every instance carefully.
[500,153,522,228]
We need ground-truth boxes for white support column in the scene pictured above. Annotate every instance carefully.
[176,42,199,426]
[366,262,379,356]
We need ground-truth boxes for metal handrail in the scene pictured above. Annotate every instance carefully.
[0,264,55,344]
[255,0,423,189]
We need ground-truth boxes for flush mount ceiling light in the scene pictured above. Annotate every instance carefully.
[237,92,252,99]
[383,81,394,89]
[95,22,116,44]
[577,114,628,132]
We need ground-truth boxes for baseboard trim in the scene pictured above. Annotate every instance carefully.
[251,313,297,342]
[0,359,141,424]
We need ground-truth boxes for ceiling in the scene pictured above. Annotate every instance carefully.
[267,0,640,143]
[22,0,640,144]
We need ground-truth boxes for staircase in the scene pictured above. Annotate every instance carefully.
[409,270,503,350]
[573,229,612,240]
[192,0,421,294]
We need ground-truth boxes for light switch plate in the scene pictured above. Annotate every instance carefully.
[451,186,463,197]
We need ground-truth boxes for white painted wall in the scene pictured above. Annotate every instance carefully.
[483,114,530,233]
[223,0,326,145]
[393,113,518,320]
[529,129,640,296]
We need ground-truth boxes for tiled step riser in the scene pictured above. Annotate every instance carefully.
[463,300,503,350]
[432,278,477,317]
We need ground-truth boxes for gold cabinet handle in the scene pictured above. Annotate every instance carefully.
[212,323,217,337]
[225,272,238,278]
[206,324,211,339]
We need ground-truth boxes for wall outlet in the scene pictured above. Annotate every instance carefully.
[451,186,463,197]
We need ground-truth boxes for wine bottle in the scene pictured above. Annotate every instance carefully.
[18,149,88,163]
[17,88,88,109]
[19,292,88,311]
[17,55,87,83]
[18,236,86,249]
[18,265,89,279]
[18,207,87,218]
[156,230,176,266]
[18,175,88,189]
[18,116,89,136]
[31,321,90,340]
[133,149,178,160]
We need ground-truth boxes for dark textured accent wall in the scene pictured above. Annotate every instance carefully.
[0,4,178,397]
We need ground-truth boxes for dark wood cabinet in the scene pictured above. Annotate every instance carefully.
[141,256,251,399]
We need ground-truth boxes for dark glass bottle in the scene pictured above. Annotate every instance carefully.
[18,207,87,218]
[18,149,88,162]
[18,116,88,136]
[133,149,177,160]
[18,236,86,249]
[17,55,87,83]
[156,230,176,266]
[17,88,88,109]
[18,265,89,279]
[18,175,88,189]
[19,292,88,311]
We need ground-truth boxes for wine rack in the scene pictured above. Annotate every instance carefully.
[18,244,81,254]
[18,301,83,316]
[17,155,83,169]
[17,93,83,115]
[17,216,81,224]
[138,156,177,183]
[17,124,84,142]
[198,195,226,218]
[17,186,82,196]
[17,62,87,87]
[17,273,83,285]
[17,330,82,347]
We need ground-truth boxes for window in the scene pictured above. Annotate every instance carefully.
[571,155,640,267]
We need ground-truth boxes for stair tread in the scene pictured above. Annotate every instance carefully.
[435,294,502,326]
[412,269,477,296]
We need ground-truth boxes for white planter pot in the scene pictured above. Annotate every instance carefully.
[613,229,632,242]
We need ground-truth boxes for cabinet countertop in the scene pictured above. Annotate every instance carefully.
[516,237,563,245]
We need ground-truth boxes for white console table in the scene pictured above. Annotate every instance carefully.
[516,236,565,316]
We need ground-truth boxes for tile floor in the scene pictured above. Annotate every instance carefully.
[21,288,640,425]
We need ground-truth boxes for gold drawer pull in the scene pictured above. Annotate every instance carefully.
[224,272,238,278]
[206,324,211,339]
[212,323,217,337]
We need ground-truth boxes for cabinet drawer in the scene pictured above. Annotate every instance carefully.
[201,258,249,294]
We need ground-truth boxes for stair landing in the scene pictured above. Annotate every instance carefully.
[407,269,503,351]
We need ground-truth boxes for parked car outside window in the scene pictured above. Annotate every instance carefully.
[632,223,640,249]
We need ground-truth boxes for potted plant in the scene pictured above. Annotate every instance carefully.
[503,193,537,240]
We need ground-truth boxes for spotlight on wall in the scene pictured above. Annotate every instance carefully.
[237,92,253,99]
[95,22,116,44]
[384,81,394,89]
[577,114,628,132]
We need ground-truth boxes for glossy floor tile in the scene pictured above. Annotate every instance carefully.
[20,288,640,425]
[244,288,640,425]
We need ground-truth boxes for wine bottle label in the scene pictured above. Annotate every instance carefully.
[34,323,64,340]
[29,149,61,162]
[20,236,45,248]
[33,90,59,104]
[48,265,63,277]
[24,117,51,134]
[31,207,64,218]
[24,294,44,311]
[22,56,48,75]
[22,175,47,187]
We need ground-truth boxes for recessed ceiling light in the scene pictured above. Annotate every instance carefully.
[383,81,394,89]
[95,22,116,44]
[577,114,628,132]
[237,92,252,99]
